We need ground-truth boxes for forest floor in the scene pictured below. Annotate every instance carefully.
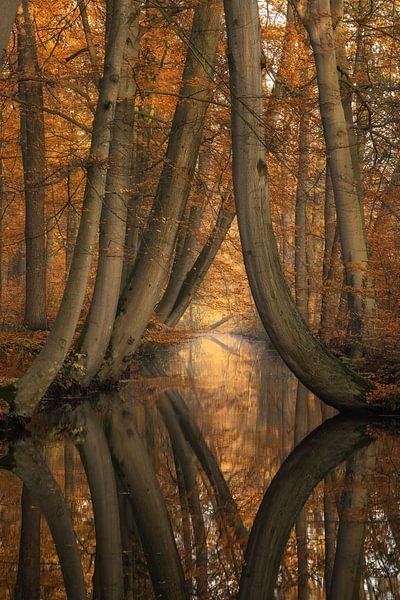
[0,320,209,385]
[0,328,48,384]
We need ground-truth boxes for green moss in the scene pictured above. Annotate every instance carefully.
[0,384,17,414]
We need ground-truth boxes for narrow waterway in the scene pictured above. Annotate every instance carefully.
[0,334,399,599]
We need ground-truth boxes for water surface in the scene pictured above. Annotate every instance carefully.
[0,334,399,599]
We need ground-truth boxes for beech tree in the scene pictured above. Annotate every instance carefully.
[96,0,222,382]
[77,3,142,383]
[18,0,47,330]
[295,0,375,348]
[5,0,134,416]
[223,0,373,411]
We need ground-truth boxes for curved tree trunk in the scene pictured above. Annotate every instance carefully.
[223,0,373,412]
[7,440,87,600]
[238,415,374,600]
[166,197,235,327]
[18,0,47,330]
[3,0,132,417]
[78,5,141,382]
[66,203,79,276]
[331,0,365,209]
[75,403,124,600]
[98,0,222,381]
[156,150,211,323]
[104,398,188,600]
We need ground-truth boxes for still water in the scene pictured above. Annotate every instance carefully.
[0,334,399,599]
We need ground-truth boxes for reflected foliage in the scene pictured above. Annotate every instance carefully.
[0,336,399,599]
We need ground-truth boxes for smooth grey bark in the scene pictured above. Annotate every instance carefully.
[328,447,375,600]
[18,0,47,330]
[66,205,79,275]
[223,0,373,412]
[14,484,41,600]
[45,213,56,282]
[74,403,124,600]
[65,173,79,275]
[0,0,20,65]
[4,440,87,600]
[293,0,374,339]
[4,0,132,416]
[156,150,210,323]
[319,167,340,343]
[104,398,188,600]
[99,0,222,381]
[331,0,364,209]
[157,395,208,598]
[166,197,235,327]
[294,89,310,325]
[120,107,151,288]
[78,5,141,383]
[330,0,370,349]
[238,415,374,600]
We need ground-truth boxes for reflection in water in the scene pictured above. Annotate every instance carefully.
[0,335,399,599]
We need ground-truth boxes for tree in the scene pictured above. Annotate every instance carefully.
[6,439,87,599]
[97,0,223,382]
[77,2,142,383]
[293,0,374,347]
[6,0,134,416]
[223,0,373,411]
[18,0,47,330]
[238,415,373,599]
